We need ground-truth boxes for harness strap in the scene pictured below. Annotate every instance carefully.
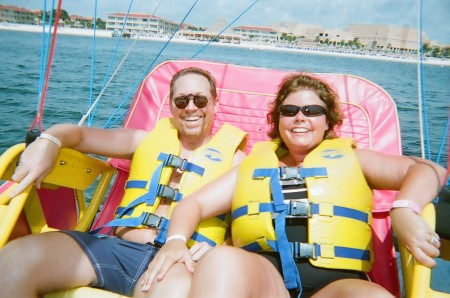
[232,200,369,224]
[253,168,301,292]
[92,152,205,235]
[90,211,165,234]
[191,231,218,247]
[162,153,205,175]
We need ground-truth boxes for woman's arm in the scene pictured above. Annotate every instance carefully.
[356,149,447,267]
[140,166,240,292]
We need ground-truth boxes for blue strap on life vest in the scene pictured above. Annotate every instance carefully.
[91,152,205,235]
[253,168,302,292]
[231,202,275,220]
[309,204,369,223]
[191,231,217,247]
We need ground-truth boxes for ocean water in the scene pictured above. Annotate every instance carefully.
[0,29,449,293]
[1,30,448,168]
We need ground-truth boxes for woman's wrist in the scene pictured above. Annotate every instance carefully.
[390,199,422,215]
[165,234,187,243]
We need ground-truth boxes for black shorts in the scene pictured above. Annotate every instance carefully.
[262,218,368,297]
[62,231,159,296]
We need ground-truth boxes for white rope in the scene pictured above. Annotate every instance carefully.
[78,0,164,126]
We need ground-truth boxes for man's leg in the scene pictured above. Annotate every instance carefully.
[0,232,96,298]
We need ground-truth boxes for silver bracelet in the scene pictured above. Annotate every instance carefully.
[38,133,62,148]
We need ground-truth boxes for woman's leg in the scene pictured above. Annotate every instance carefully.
[134,263,192,298]
[0,232,96,298]
[189,246,289,298]
[312,279,395,298]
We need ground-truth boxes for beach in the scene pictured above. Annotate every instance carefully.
[2,23,449,66]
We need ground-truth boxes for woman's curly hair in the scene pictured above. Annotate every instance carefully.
[267,73,343,142]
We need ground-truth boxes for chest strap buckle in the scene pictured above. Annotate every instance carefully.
[287,200,309,217]
[291,242,318,260]
[156,184,181,201]
[142,213,163,229]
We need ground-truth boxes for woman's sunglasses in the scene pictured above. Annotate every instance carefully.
[173,94,209,109]
[279,104,327,117]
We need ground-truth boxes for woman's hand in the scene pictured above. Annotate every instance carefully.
[190,241,213,261]
[141,239,195,292]
[9,139,60,198]
[391,208,440,268]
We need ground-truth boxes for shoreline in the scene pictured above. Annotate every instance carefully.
[2,23,449,67]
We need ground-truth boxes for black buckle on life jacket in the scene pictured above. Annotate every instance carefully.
[156,184,179,200]
[167,154,188,171]
[142,213,163,229]
[287,200,309,217]
[291,242,317,260]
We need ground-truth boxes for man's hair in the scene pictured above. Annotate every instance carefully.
[169,67,217,100]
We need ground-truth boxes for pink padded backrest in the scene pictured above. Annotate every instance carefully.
[99,60,402,296]
[110,60,402,211]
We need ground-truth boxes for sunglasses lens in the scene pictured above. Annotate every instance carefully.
[303,105,326,116]
[173,95,209,109]
[280,105,326,117]
[174,97,189,109]
[280,105,300,117]
[194,95,209,108]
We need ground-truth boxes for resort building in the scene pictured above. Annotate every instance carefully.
[233,25,278,42]
[105,13,180,36]
[70,15,94,29]
[270,22,324,41]
[347,24,427,51]
[179,19,241,43]
[0,5,39,25]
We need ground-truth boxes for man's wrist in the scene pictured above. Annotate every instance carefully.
[38,133,62,148]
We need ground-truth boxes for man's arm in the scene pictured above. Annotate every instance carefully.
[9,124,147,197]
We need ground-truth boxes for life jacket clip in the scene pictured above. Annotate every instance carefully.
[286,200,309,217]
[156,184,182,201]
[141,212,163,229]
[167,154,188,171]
[291,242,318,260]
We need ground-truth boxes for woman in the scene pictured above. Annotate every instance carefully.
[140,73,446,297]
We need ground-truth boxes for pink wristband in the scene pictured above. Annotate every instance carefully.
[391,200,422,215]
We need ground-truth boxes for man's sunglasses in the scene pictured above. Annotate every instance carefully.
[279,104,327,117]
[173,94,209,109]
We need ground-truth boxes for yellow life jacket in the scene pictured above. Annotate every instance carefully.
[231,138,373,290]
[108,117,247,247]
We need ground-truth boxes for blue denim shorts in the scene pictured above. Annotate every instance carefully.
[62,230,159,296]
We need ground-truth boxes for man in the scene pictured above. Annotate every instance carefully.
[0,67,247,298]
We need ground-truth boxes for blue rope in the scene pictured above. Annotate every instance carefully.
[87,0,98,125]
[436,118,449,165]
[191,0,260,59]
[88,0,135,126]
[103,0,200,128]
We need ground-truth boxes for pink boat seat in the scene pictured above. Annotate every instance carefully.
[90,60,402,296]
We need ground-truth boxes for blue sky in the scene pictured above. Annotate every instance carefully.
[3,0,449,44]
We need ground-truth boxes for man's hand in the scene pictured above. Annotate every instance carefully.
[8,139,59,198]
[141,239,195,292]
